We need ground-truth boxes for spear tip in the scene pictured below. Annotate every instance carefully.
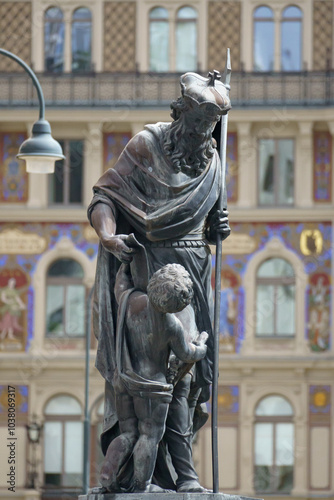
[222,48,232,89]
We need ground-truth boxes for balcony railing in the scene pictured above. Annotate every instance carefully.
[0,71,333,108]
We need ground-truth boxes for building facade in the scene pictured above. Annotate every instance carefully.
[0,0,333,499]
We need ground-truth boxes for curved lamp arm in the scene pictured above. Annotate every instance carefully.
[0,48,45,120]
[0,48,64,173]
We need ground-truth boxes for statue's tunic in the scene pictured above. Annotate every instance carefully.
[88,122,221,448]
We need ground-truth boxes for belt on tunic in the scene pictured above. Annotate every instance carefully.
[143,238,208,248]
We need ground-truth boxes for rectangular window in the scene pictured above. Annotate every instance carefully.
[49,140,83,205]
[258,139,294,206]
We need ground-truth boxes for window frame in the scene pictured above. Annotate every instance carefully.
[253,5,275,72]
[43,396,83,490]
[252,4,304,73]
[257,137,295,207]
[147,4,199,73]
[71,6,93,73]
[175,6,198,73]
[280,5,303,72]
[254,395,294,494]
[149,6,170,72]
[44,6,65,74]
[45,259,86,339]
[255,258,296,338]
[48,139,84,206]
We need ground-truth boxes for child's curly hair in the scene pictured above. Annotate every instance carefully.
[147,263,193,314]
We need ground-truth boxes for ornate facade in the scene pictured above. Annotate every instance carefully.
[0,1,333,499]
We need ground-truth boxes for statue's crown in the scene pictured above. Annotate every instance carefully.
[180,70,231,113]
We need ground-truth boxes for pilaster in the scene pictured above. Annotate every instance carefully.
[83,123,103,207]
[295,121,313,208]
[236,122,256,208]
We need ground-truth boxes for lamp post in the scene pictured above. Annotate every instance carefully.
[0,48,64,173]
[26,417,43,489]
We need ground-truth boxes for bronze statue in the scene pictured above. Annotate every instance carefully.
[88,70,231,493]
[100,262,208,492]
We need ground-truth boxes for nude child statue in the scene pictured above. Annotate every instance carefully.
[99,263,208,493]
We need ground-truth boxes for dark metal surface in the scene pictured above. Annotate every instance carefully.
[0,71,333,109]
[212,50,232,494]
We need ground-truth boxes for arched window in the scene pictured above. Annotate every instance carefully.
[256,258,295,336]
[281,6,303,71]
[149,7,169,72]
[254,395,294,493]
[44,7,65,73]
[253,6,274,71]
[72,7,92,72]
[46,259,85,337]
[176,6,198,72]
[44,395,83,488]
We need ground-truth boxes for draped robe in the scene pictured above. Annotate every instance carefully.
[88,122,221,460]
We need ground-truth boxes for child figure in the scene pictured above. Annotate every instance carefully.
[99,263,207,493]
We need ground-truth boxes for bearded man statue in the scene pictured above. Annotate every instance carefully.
[88,70,231,493]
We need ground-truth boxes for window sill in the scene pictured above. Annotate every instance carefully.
[255,335,295,339]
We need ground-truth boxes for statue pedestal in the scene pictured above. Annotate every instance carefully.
[79,493,261,500]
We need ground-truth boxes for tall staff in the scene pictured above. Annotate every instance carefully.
[212,49,232,493]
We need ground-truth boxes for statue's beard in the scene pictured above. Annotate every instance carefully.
[163,119,215,176]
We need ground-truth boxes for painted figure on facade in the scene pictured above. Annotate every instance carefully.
[88,71,231,492]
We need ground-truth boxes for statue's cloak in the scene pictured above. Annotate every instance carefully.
[88,122,221,460]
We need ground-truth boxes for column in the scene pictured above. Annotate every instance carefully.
[274,7,280,71]
[93,0,103,72]
[26,122,48,209]
[83,123,103,207]
[64,8,72,73]
[291,385,308,496]
[137,3,147,71]
[241,1,253,71]
[198,0,208,72]
[31,0,44,72]
[295,121,313,207]
[239,384,255,495]
[236,122,256,208]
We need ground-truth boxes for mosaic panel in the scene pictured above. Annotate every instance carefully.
[0,223,99,352]
[313,1,333,70]
[103,132,132,171]
[0,385,28,424]
[309,385,331,424]
[208,2,241,72]
[0,133,28,203]
[104,2,136,72]
[313,131,332,203]
[211,222,332,353]
[0,265,28,352]
[0,2,32,72]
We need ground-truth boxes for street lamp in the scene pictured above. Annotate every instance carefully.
[26,416,43,489]
[0,48,64,173]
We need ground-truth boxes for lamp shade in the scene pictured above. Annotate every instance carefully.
[17,119,65,174]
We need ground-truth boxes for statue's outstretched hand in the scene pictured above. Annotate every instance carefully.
[101,234,137,263]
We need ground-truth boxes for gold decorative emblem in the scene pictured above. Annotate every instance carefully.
[313,391,328,407]
[300,229,323,255]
